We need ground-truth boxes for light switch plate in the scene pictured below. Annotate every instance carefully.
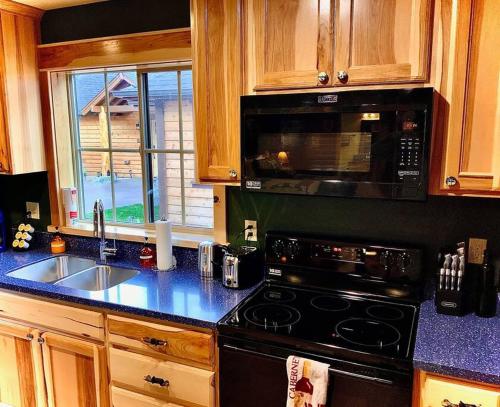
[468,238,487,264]
[244,220,257,242]
[26,202,40,220]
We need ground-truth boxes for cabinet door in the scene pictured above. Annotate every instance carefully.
[441,0,500,193]
[0,11,45,174]
[421,373,500,407]
[0,320,46,407]
[41,332,109,407]
[246,0,333,90]
[192,0,242,183]
[333,0,432,85]
[0,62,11,173]
[112,386,184,407]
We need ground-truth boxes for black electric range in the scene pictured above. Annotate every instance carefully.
[218,231,423,407]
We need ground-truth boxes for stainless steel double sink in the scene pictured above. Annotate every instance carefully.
[6,256,139,291]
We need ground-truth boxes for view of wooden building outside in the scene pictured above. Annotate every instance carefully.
[73,70,213,228]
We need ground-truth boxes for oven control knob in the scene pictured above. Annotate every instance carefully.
[272,239,286,259]
[396,252,411,272]
[286,240,300,259]
[380,251,392,270]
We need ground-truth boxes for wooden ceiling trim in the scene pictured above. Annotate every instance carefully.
[38,27,192,71]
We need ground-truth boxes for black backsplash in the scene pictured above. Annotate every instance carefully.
[0,172,51,232]
[227,187,500,278]
[40,0,190,44]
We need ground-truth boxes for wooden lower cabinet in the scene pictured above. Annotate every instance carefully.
[112,386,184,407]
[0,320,45,407]
[41,332,109,407]
[109,348,215,407]
[416,370,500,407]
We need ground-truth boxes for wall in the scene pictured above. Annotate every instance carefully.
[227,188,500,276]
[0,172,51,231]
[40,0,190,44]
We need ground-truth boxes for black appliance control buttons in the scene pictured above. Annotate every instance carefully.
[271,239,285,259]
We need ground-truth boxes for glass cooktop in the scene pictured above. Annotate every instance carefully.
[220,284,418,361]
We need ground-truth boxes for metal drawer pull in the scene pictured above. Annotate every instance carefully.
[442,399,481,407]
[143,337,167,346]
[144,375,169,387]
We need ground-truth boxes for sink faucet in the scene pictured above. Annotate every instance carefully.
[93,199,117,263]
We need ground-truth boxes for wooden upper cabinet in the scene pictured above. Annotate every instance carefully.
[0,7,45,174]
[333,0,432,85]
[245,0,333,91]
[192,0,242,184]
[439,0,500,194]
[0,320,46,407]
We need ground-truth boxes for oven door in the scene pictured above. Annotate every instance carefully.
[219,338,412,407]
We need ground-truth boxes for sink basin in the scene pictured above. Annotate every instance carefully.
[54,265,139,291]
[7,256,96,283]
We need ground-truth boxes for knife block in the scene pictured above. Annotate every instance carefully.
[435,289,468,316]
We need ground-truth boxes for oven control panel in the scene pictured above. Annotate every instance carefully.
[266,232,422,283]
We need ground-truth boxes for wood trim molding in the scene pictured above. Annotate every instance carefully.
[38,28,192,71]
[0,0,43,19]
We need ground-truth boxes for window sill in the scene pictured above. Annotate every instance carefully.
[47,223,212,249]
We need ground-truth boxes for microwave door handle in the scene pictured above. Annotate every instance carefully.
[221,344,394,386]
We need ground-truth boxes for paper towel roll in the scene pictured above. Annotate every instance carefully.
[155,219,174,271]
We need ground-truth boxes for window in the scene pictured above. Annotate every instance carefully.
[68,67,213,229]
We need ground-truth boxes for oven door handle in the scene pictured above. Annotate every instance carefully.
[222,344,395,386]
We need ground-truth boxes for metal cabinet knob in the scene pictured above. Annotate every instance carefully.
[445,176,458,187]
[337,70,348,83]
[142,337,167,347]
[318,71,329,84]
[144,375,169,388]
[229,169,238,179]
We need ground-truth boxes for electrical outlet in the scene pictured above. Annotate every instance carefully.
[26,202,40,220]
[468,238,487,264]
[244,220,257,242]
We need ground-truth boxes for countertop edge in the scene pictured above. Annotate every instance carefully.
[0,281,219,329]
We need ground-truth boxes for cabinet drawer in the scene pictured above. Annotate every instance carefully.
[112,386,184,407]
[422,374,500,407]
[0,290,104,340]
[109,348,215,407]
[108,315,214,366]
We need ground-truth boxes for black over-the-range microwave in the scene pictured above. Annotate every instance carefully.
[241,88,434,201]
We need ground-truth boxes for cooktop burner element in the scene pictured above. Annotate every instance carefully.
[311,295,351,312]
[244,304,301,329]
[334,318,401,348]
[263,288,296,303]
[366,304,405,321]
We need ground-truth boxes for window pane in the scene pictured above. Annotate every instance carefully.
[180,70,194,151]
[145,71,180,150]
[112,153,144,224]
[108,71,141,150]
[184,153,214,228]
[146,153,183,224]
[73,73,108,149]
[79,151,113,222]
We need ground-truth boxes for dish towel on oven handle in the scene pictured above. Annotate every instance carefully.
[286,355,329,407]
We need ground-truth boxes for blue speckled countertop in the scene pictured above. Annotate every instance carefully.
[414,297,500,385]
[0,245,260,329]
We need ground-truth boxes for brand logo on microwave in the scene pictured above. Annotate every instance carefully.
[246,180,262,190]
[318,94,338,104]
